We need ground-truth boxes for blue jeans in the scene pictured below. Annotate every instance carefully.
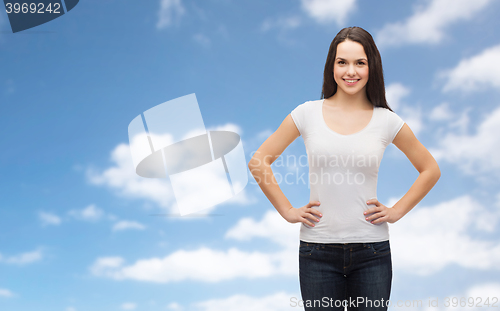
[299,240,392,310]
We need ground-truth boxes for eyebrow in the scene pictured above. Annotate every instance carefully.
[335,57,368,62]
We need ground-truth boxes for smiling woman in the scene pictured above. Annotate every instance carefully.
[248,26,441,311]
[333,43,370,96]
[321,27,388,109]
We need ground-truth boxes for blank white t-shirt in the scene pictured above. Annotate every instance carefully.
[290,99,405,243]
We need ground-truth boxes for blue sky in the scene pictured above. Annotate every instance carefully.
[1,0,500,310]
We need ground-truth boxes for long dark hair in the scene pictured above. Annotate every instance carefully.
[321,26,394,112]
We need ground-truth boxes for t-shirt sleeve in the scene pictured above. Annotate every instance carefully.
[386,109,405,145]
[290,102,308,136]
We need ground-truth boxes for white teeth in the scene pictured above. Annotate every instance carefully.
[345,79,358,83]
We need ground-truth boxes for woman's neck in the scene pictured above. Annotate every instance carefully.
[327,89,372,111]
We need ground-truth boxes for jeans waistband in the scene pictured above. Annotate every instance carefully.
[300,239,388,248]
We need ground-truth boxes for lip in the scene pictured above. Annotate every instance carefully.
[343,79,360,86]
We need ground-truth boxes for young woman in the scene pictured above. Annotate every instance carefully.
[248,26,440,310]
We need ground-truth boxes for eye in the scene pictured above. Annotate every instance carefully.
[358,61,366,65]
[337,60,345,65]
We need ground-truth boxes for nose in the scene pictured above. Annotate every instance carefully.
[346,64,356,76]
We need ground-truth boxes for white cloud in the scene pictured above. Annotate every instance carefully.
[68,204,104,222]
[385,82,410,111]
[460,283,500,310]
[261,15,301,32]
[87,143,174,210]
[429,102,472,134]
[438,44,500,93]
[429,104,500,177]
[429,102,453,121]
[385,82,423,136]
[88,123,253,215]
[38,211,62,226]
[0,288,14,298]
[192,33,211,47]
[0,248,43,265]
[390,194,500,276]
[300,0,356,25]
[166,302,183,310]
[112,221,146,232]
[376,0,493,47]
[89,257,124,277]
[166,292,300,311]
[46,203,136,231]
[400,106,423,137]
[107,213,119,221]
[446,107,472,134]
[90,210,300,283]
[225,210,298,249]
[192,291,299,311]
[121,302,137,310]
[157,0,185,29]
[89,246,294,283]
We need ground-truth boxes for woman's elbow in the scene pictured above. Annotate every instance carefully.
[420,160,440,182]
[248,156,264,170]
[431,161,441,182]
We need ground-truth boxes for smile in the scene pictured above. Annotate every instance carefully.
[343,79,360,86]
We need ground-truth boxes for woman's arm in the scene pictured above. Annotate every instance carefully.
[248,114,322,227]
[365,123,441,224]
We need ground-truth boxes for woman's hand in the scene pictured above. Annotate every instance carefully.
[364,199,402,224]
[283,201,322,227]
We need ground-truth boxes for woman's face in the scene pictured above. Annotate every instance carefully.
[333,39,369,96]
